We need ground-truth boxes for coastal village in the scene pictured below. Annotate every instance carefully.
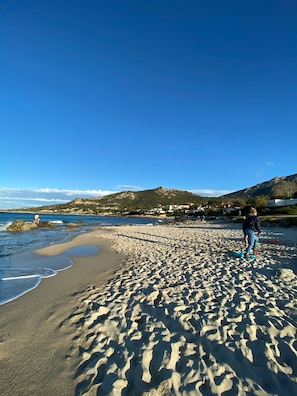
[36,197,297,218]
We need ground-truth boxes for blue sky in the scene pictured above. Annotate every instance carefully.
[1,0,296,209]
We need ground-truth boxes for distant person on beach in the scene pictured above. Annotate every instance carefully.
[242,207,261,258]
[34,214,40,224]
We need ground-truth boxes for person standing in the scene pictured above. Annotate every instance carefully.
[242,207,261,258]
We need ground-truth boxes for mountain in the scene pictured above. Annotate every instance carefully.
[36,187,207,214]
[220,174,297,200]
[79,186,204,208]
[14,174,297,214]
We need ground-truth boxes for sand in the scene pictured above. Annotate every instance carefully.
[1,222,297,395]
[0,229,125,396]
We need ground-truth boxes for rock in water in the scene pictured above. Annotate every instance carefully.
[6,220,57,231]
[7,220,38,231]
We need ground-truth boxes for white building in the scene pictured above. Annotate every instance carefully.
[267,198,297,207]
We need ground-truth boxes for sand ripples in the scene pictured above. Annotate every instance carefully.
[61,223,297,395]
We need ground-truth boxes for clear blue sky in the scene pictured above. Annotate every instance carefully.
[1,0,296,209]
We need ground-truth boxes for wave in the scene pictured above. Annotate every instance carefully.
[0,266,57,280]
[0,221,12,231]
[0,276,42,305]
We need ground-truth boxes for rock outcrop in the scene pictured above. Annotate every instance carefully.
[65,222,83,227]
[7,220,56,232]
[37,221,57,228]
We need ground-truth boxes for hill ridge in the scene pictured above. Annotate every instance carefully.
[13,173,297,213]
[221,173,297,199]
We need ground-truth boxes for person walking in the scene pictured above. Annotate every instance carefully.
[242,207,261,258]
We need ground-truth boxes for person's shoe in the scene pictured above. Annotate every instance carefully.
[253,249,258,255]
[244,253,249,258]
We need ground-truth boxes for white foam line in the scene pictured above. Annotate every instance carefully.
[1,274,40,281]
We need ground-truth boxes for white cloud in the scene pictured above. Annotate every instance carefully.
[0,187,116,210]
[24,187,116,197]
[266,161,274,166]
[190,189,235,197]
[116,185,143,191]
[0,196,68,203]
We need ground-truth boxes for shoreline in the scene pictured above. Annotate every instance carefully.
[0,229,126,396]
[1,222,297,395]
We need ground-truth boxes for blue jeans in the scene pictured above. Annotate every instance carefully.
[245,228,259,254]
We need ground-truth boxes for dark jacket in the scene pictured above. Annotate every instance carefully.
[243,215,261,233]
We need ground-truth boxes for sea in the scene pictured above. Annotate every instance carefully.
[0,212,162,306]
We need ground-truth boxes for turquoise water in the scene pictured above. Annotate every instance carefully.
[0,212,161,305]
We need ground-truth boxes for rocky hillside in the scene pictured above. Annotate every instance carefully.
[221,174,297,200]
[81,186,205,208]
[35,187,207,214]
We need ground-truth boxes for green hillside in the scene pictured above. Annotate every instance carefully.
[28,187,208,214]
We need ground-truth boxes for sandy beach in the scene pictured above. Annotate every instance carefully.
[1,221,297,395]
